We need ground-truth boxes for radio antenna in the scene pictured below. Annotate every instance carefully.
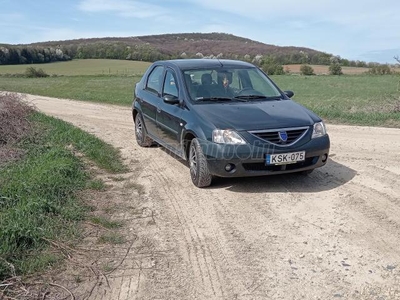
[204,37,223,67]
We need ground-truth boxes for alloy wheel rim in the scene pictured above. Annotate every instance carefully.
[189,144,197,177]
[136,117,143,140]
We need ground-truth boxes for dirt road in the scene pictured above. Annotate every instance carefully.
[28,94,400,299]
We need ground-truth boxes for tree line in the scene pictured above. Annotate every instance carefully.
[0,46,71,64]
[0,40,383,69]
[0,42,168,65]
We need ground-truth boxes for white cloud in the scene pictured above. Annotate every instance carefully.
[78,0,167,18]
[185,0,397,20]
[1,24,136,44]
[37,28,134,42]
[0,12,24,22]
[185,0,400,38]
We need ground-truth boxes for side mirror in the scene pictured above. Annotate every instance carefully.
[163,94,180,105]
[284,90,294,98]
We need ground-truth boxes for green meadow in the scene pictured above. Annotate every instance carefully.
[0,76,139,105]
[0,59,151,76]
[0,59,399,127]
[272,75,400,127]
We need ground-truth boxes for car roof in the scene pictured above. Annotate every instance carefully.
[154,59,256,70]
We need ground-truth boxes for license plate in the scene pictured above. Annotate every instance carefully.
[266,151,305,165]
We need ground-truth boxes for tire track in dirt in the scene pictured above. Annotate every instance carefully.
[137,148,226,299]
[206,181,334,298]
[26,95,400,300]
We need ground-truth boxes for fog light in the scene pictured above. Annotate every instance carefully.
[322,154,328,163]
[225,163,235,172]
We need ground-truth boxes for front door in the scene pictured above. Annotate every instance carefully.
[141,65,164,137]
[157,69,183,153]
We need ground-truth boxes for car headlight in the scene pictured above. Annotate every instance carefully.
[312,121,327,139]
[212,129,246,145]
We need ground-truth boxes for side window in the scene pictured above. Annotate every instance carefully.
[146,66,164,94]
[230,71,240,90]
[248,69,280,96]
[163,70,178,98]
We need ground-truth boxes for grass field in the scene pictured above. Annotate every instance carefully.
[0,59,399,127]
[0,59,151,76]
[272,75,400,126]
[0,76,140,105]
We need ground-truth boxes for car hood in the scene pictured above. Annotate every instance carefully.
[194,100,318,131]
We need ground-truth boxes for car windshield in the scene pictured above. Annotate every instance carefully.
[183,66,282,102]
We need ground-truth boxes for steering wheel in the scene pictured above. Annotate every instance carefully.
[235,87,253,96]
[236,87,262,97]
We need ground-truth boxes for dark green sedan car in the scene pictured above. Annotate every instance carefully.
[132,59,330,187]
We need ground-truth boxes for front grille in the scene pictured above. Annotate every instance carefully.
[243,157,317,172]
[250,127,309,146]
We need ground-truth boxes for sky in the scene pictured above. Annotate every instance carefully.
[0,0,399,63]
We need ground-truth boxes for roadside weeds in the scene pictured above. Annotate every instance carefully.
[0,93,148,299]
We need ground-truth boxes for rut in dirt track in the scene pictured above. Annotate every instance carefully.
[28,95,400,299]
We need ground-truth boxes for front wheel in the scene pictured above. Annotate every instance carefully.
[189,138,212,188]
[135,113,153,147]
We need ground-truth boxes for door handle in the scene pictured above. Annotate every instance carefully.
[157,107,161,113]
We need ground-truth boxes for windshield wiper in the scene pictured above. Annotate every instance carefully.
[234,95,282,101]
[195,97,247,102]
[234,95,267,100]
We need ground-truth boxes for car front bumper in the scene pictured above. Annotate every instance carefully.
[200,135,330,178]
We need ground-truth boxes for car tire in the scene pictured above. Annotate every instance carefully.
[135,113,153,147]
[189,138,212,188]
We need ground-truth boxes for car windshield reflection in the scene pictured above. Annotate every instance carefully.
[183,67,282,102]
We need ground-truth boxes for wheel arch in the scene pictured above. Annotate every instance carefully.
[181,122,211,161]
[182,130,197,161]
[132,100,142,122]
[132,108,138,121]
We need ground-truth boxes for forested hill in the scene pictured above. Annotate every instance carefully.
[0,32,342,66]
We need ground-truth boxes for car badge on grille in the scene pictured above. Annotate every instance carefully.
[278,131,288,142]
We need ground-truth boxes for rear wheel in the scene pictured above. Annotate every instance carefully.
[189,138,212,188]
[135,113,153,147]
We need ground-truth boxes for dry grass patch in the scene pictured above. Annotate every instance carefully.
[284,64,370,75]
[0,93,34,166]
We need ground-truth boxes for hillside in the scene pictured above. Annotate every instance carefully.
[0,32,335,66]
[30,32,324,58]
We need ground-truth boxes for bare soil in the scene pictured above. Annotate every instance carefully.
[22,94,400,299]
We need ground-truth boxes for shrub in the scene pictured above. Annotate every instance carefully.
[25,67,49,78]
[368,65,392,75]
[262,64,285,75]
[300,64,315,75]
[261,63,284,75]
[329,63,343,75]
[261,56,285,75]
